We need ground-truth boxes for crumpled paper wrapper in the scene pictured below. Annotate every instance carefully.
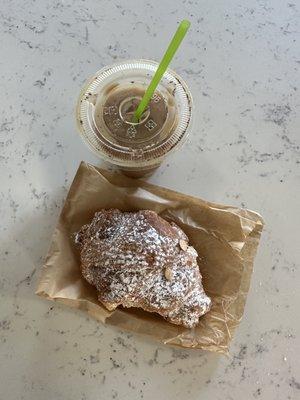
[36,162,264,354]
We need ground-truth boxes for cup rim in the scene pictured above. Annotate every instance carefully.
[76,59,193,168]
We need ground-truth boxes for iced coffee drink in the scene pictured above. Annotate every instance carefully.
[76,60,192,177]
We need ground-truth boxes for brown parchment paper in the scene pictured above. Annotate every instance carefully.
[36,162,264,354]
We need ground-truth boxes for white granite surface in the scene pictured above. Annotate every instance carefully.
[1,1,299,399]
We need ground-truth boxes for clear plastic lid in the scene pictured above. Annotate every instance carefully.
[76,60,192,168]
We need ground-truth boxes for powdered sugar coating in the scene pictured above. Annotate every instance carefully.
[76,209,211,328]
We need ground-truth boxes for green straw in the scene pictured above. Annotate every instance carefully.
[133,19,191,122]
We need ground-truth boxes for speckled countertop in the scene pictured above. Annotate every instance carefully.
[1,1,299,399]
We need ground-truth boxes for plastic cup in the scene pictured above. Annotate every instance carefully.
[76,59,192,177]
